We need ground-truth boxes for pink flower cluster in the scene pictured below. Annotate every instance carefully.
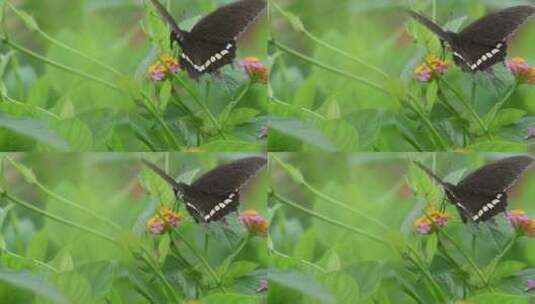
[414,54,449,82]
[148,54,181,81]
[414,207,449,235]
[507,209,535,236]
[506,57,535,85]
[240,57,268,84]
[239,209,268,236]
[146,207,183,235]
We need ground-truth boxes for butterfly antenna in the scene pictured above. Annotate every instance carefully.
[407,10,452,45]
[148,0,185,37]
[413,161,446,186]
[141,158,183,193]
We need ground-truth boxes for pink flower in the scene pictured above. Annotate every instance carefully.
[414,207,449,235]
[148,62,167,81]
[257,279,268,292]
[508,209,535,236]
[146,207,183,235]
[525,126,535,140]
[240,57,268,84]
[507,209,531,227]
[147,217,166,234]
[527,279,535,291]
[414,54,449,83]
[239,210,268,236]
[507,57,535,85]
[147,54,181,81]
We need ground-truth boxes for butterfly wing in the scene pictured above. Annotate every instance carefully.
[182,189,240,223]
[451,156,533,222]
[186,157,266,222]
[459,6,535,45]
[179,39,236,78]
[457,156,533,193]
[189,0,266,42]
[179,0,265,78]
[449,189,508,223]
[453,6,535,71]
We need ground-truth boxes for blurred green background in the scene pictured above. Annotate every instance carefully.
[269,0,535,152]
[0,0,268,151]
[269,153,535,303]
[0,153,268,303]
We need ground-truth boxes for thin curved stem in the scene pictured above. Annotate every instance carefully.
[270,39,390,96]
[271,191,389,246]
[3,192,117,244]
[0,35,119,91]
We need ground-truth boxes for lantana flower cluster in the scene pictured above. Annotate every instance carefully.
[240,57,268,84]
[414,207,449,235]
[414,54,449,82]
[507,209,535,236]
[148,54,181,81]
[506,57,535,85]
[239,209,268,236]
[146,206,183,235]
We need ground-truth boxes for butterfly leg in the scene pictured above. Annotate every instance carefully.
[440,40,447,60]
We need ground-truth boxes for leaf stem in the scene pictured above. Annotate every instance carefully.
[3,192,117,244]
[271,191,389,246]
[0,35,119,91]
[270,39,391,96]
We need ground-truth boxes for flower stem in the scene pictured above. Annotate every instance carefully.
[270,1,388,79]
[3,191,117,244]
[173,77,227,139]
[272,155,389,231]
[0,35,119,91]
[270,39,390,96]
[171,231,226,292]
[271,191,389,246]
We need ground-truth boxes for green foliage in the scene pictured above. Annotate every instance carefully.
[0,153,268,303]
[0,0,267,151]
[269,0,535,151]
[269,153,535,303]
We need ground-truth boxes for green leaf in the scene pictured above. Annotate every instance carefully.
[200,140,263,152]
[488,109,526,130]
[425,81,438,112]
[26,230,48,261]
[223,108,260,128]
[317,250,341,272]
[49,118,93,151]
[309,272,359,304]
[317,119,359,151]
[465,293,528,304]
[159,81,171,112]
[47,271,93,304]
[141,164,176,207]
[268,117,336,152]
[77,262,116,300]
[317,98,341,120]
[272,156,304,184]
[0,113,69,150]
[467,141,529,152]
[222,261,259,283]
[491,260,526,281]
[202,293,260,304]
[408,162,442,205]
[425,233,437,264]
[49,247,74,272]
[269,270,335,304]
[345,109,383,150]
[0,268,68,304]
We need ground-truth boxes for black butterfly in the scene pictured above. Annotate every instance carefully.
[149,0,266,79]
[142,157,266,223]
[409,6,535,72]
[415,156,534,223]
